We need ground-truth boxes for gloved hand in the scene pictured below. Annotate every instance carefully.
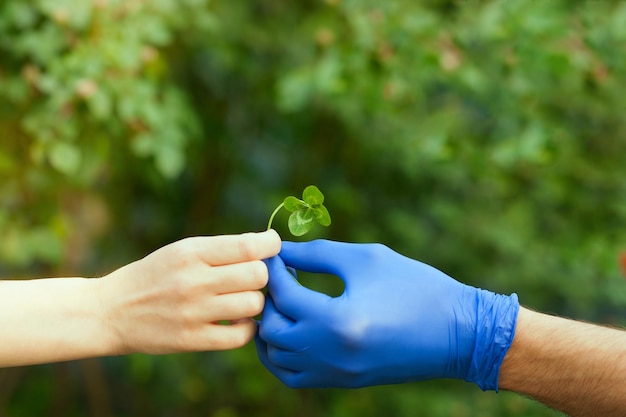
[256,240,519,390]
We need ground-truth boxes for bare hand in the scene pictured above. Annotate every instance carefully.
[96,230,281,354]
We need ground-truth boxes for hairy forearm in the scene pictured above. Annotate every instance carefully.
[499,307,626,417]
[0,278,113,367]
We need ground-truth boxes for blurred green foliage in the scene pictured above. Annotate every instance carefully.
[1,0,625,416]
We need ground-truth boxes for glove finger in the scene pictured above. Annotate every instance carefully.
[280,240,345,275]
[266,345,307,372]
[265,255,330,319]
[258,296,301,350]
[280,240,372,289]
[255,335,304,388]
[281,240,397,289]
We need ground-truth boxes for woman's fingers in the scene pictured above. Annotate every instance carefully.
[204,291,266,321]
[196,319,259,351]
[98,231,281,355]
[209,260,269,293]
[188,230,281,266]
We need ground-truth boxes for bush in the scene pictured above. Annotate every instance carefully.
[1,1,624,415]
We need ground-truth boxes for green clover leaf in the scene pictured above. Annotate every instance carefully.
[267,185,331,236]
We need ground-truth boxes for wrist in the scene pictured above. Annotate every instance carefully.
[497,307,626,417]
[497,306,532,391]
[92,273,127,356]
[465,290,520,391]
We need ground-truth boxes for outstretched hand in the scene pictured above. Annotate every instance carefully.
[98,230,281,354]
[256,240,519,390]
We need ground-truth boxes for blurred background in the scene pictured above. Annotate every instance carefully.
[1,0,625,416]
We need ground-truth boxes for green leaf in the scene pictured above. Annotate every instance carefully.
[268,186,331,234]
[276,68,314,112]
[288,210,314,236]
[302,185,324,205]
[155,145,184,178]
[49,142,81,176]
[88,90,113,120]
[283,196,306,212]
[313,205,331,227]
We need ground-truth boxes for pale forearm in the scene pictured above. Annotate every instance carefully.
[0,278,114,367]
[0,232,280,367]
[499,307,626,417]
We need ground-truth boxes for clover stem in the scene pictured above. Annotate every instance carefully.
[267,202,284,231]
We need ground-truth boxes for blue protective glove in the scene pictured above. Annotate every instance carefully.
[256,240,519,390]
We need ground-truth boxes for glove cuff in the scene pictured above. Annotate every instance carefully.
[465,291,519,391]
